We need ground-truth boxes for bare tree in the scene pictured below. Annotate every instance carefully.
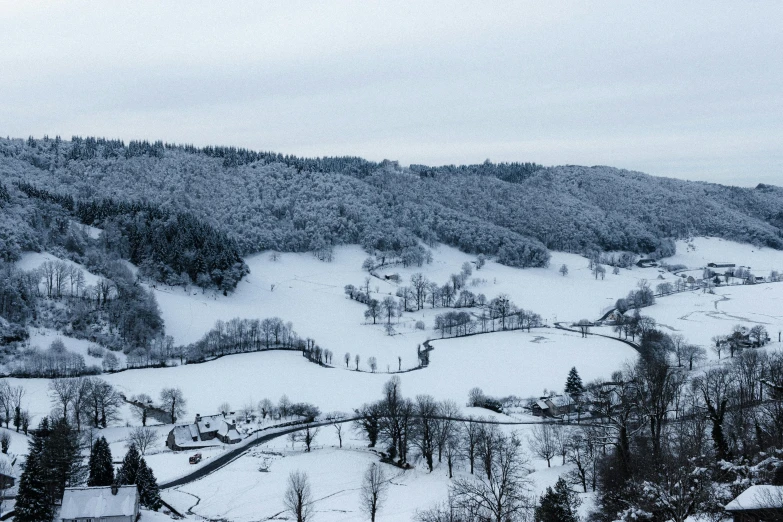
[381,296,397,325]
[451,432,532,522]
[413,394,438,472]
[160,387,186,424]
[355,354,361,371]
[528,423,558,467]
[360,463,389,522]
[692,367,734,461]
[302,426,319,452]
[462,416,481,475]
[330,416,344,448]
[435,400,460,464]
[368,357,378,373]
[559,264,568,276]
[576,319,591,338]
[682,344,706,371]
[129,393,154,426]
[411,273,429,310]
[128,426,158,455]
[49,378,76,421]
[284,470,313,522]
[344,352,351,368]
[711,335,725,360]
[258,398,273,420]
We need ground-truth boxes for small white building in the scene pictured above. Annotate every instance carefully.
[724,484,783,520]
[60,484,139,522]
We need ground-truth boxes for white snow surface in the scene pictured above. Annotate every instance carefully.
[15,251,102,287]
[151,243,665,371]
[8,237,783,521]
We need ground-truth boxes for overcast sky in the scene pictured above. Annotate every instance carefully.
[1,1,781,186]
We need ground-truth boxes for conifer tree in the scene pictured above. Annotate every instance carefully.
[44,417,85,499]
[535,478,581,522]
[15,419,54,522]
[88,436,114,487]
[117,443,141,486]
[565,367,584,398]
[137,457,162,510]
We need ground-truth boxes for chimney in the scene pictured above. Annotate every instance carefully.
[111,485,118,495]
[195,413,201,423]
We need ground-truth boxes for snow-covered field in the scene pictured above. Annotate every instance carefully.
[151,243,667,372]
[666,237,783,276]
[7,236,783,521]
[24,328,127,368]
[639,283,783,355]
[16,251,102,288]
[9,328,634,427]
[163,417,592,522]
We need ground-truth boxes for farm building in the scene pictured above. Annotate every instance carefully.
[166,413,242,451]
[708,262,736,269]
[636,259,657,268]
[60,485,139,522]
[0,471,14,489]
[531,398,557,417]
[724,485,783,521]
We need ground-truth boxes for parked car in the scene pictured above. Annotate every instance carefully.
[189,453,202,464]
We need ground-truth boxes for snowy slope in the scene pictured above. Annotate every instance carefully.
[151,244,665,372]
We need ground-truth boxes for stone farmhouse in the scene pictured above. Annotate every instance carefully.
[166,413,242,451]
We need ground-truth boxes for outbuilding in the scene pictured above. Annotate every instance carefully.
[60,484,139,522]
[725,485,783,520]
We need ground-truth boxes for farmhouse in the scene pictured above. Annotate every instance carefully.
[531,398,558,417]
[708,262,736,269]
[636,259,657,268]
[60,485,139,522]
[166,413,242,451]
[724,485,783,521]
[0,471,14,489]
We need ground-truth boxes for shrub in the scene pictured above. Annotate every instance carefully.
[87,345,105,358]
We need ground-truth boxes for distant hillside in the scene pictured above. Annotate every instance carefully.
[1,136,782,270]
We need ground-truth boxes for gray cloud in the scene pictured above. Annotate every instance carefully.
[1,1,781,186]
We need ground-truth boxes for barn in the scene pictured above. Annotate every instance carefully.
[60,485,139,522]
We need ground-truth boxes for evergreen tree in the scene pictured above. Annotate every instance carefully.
[565,367,584,398]
[15,419,54,522]
[88,436,114,487]
[137,457,162,510]
[535,478,581,522]
[43,417,85,500]
[117,443,141,486]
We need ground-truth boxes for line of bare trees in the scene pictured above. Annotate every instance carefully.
[352,377,535,521]
[186,317,303,362]
[0,381,29,433]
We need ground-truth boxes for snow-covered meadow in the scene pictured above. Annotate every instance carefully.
[162,413,592,522]
[8,236,783,520]
[150,242,666,372]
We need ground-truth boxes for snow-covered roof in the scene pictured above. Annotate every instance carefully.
[725,485,783,511]
[535,400,549,410]
[60,485,138,519]
[171,425,197,447]
[549,395,570,407]
[197,414,226,434]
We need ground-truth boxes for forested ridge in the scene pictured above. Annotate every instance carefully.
[2,136,782,272]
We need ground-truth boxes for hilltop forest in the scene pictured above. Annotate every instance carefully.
[1,135,782,280]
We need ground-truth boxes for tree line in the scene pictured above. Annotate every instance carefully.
[16,181,249,291]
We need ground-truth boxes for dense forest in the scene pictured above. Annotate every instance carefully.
[3,136,781,273]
